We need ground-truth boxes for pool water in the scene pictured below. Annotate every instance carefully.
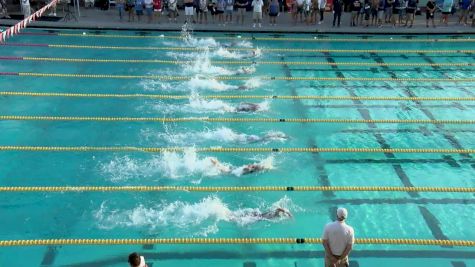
[0,29,474,266]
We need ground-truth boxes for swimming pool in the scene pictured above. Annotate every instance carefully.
[0,28,474,266]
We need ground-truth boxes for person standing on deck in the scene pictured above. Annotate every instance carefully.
[322,208,355,267]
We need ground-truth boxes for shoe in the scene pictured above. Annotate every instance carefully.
[258,23,261,27]
[409,25,412,28]
[253,23,256,27]
[318,21,322,24]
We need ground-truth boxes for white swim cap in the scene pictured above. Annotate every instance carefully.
[337,207,348,220]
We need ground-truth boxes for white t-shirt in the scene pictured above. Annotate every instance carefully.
[322,221,355,256]
[252,0,263,12]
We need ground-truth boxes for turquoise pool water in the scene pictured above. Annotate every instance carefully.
[0,29,474,266]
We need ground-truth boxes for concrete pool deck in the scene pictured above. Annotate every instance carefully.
[1,6,475,34]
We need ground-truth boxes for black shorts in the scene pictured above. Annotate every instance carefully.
[216,10,224,14]
[269,12,278,16]
[426,11,434,19]
[442,11,450,14]
[406,8,415,13]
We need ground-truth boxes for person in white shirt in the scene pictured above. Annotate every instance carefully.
[21,0,30,18]
[251,0,263,27]
[317,0,326,24]
[322,207,355,267]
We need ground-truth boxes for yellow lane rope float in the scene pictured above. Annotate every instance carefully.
[16,72,475,82]
[1,238,474,247]
[1,186,473,193]
[2,92,475,101]
[56,33,475,43]
[1,116,474,124]
[19,57,475,67]
[46,44,475,54]
[0,146,473,154]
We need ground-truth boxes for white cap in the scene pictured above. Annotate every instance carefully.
[138,256,146,267]
[337,207,348,220]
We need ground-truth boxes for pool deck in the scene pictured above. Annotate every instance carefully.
[1,7,475,34]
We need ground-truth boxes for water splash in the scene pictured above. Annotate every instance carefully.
[94,195,300,235]
[141,127,289,145]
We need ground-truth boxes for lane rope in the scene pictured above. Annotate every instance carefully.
[3,56,474,67]
[10,72,475,82]
[1,116,474,124]
[2,92,475,101]
[3,43,474,54]
[1,186,473,193]
[1,238,473,246]
[0,146,473,154]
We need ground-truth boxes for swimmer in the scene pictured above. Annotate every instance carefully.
[236,63,257,75]
[241,163,266,175]
[247,207,293,220]
[235,102,260,112]
[263,131,289,142]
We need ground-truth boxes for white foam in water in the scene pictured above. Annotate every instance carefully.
[186,76,238,91]
[94,195,300,235]
[231,156,274,177]
[214,47,246,59]
[183,50,234,76]
[142,127,289,145]
[243,77,262,88]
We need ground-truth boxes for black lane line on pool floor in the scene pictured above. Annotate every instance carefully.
[323,53,420,198]
[62,249,475,266]
[324,157,471,167]
[370,54,456,246]
[281,55,335,199]
[304,104,473,109]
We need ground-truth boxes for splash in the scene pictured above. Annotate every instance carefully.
[100,148,233,181]
[94,195,300,235]
[141,127,288,145]
[183,50,235,76]
[231,156,274,177]
[186,76,238,91]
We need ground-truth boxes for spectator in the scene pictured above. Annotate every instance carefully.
[470,0,475,26]
[351,0,361,26]
[296,0,304,22]
[303,0,312,24]
[426,0,436,27]
[168,0,178,22]
[117,0,125,20]
[441,0,453,25]
[135,0,144,22]
[184,0,194,23]
[269,0,279,24]
[216,0,225,25]
[404,0,416,27]
[396,0,406,26]
[363,0,371,26]
[332,0,343,26]
[252,0,264,27]
[128,252,148,267]
[311,0,318,23]
[144,0,154,22]
[322,208,355,267]
[291,0,298,24]
[385,0,394,23]
[225,0,234,24]
[263,0,269,18]
[391,0,399,27]
[208,0,217,22]
[318,0,326,23]
[21,0,31,18]
[235,0,247,24]
[458,0,471,25]
[126,0,135,21]
[0,0,10,19]
[377,0,384,26]
[371,0,378,25]
[153,0,162,23]
[198,0,208,23]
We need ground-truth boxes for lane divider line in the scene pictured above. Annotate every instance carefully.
[0,146,473,153]
[1,186,473,193]
[1,92,475,101]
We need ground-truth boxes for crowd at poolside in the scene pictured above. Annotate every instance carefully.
[2,0,475,28]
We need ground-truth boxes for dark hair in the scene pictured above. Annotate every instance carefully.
[128,252,141,267]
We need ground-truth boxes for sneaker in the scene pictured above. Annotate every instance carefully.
[253,23,256,27]
[258,23,261,27]
[318,21,322,24]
